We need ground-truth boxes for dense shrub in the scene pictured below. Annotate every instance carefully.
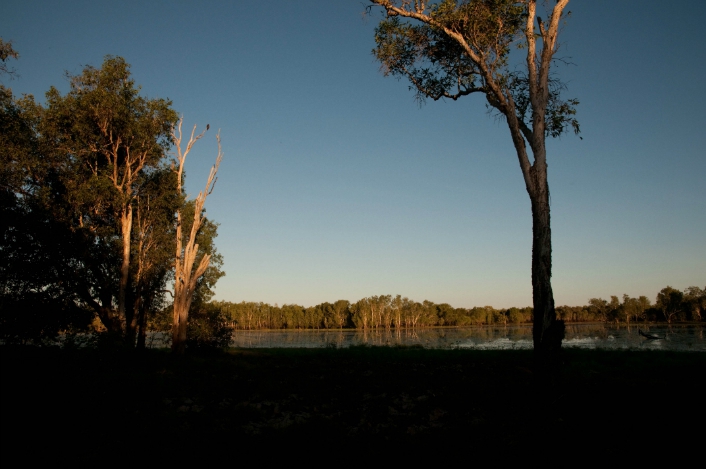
[186,303,233,349]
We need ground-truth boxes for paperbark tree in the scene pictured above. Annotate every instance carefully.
[588,298,609,323]
[170,118,223,355]
[131,167,180,349]
[683,286,705,322]
[655,286,683,324]
[366,0,579,359]
[43,56,176,338]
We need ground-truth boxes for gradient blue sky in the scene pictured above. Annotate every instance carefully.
[3,1,704,308]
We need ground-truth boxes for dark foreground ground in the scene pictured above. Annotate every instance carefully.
[2,345,704,463]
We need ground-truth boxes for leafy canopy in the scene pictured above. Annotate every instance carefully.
[372,0,579,138]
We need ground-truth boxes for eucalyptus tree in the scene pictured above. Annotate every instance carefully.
[319,302,337,329]
[366,1,580,357]
[370,294,392,328]
[392,295,404,328]
[43,56,177,337]
[655,286,684,324]
[683,286,705,322]
[619,295,635,324]
[620,294,650,324]
[332,299,351,328]
[350,297,371,329]
[1,44,106,342]
[1,79,93,342]
[403,299,424,327]
[587,298,608,323]
[304,305,324,329]
[130,166,180,348]
[607,296,620,322]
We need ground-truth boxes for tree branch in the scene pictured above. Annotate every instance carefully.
[401,65,484,101]
[370,1,511,115]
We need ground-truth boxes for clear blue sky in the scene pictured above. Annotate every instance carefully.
[3,1,704,308]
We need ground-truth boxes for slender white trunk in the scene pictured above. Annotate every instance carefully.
[119,205,133,327]
[170,119,222,355]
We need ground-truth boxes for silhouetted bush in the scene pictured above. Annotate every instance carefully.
[186,303,233,350]
[0,295,93,345]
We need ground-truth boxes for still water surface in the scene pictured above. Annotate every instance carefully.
[227,324,705,351]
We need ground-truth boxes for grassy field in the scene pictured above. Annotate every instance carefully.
[2,345,704,462]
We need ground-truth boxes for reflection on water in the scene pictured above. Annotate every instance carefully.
[226,324,706,351]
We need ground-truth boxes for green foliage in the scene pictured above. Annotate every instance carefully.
[0,37,19,79]
[656,286,685,323]
[507,72,580,137]
[0,55,224,346]
[372,1,579,137]
[374,1,524,99]
[205,284,701,335]
[35,56,181,336]
[0,80,95,343]
[42,56,176,223]
[507,307,524,324]
[683,286,705,321]
[587,298,609,322]
[130,166,180,316]
[216,297,533,330]
[186,302,233,350]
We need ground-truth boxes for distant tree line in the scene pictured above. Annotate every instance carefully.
[197,286,705,332]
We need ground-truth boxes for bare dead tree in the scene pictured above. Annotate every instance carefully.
[170,117,223,355]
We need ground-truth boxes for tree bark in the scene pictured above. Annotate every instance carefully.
[172,290,190,355]
[368,0,571,360]
[170,120,221,355]
[119,206,132,324]
[529,164,563,361]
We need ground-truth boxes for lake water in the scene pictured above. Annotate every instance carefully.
[226,324,706,352]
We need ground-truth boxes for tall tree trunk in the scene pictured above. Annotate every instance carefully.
[506,112,562,362]
[172,292,190,355]
[529,160,564,369]
[169,120,222,355]
[119,205,134,343]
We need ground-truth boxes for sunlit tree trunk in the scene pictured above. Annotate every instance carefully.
[170,118,222,355]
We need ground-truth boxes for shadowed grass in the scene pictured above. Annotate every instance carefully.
[2,346,704,462]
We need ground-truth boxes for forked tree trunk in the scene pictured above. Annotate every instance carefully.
[170,119,222,355]
[522,0,569,365]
